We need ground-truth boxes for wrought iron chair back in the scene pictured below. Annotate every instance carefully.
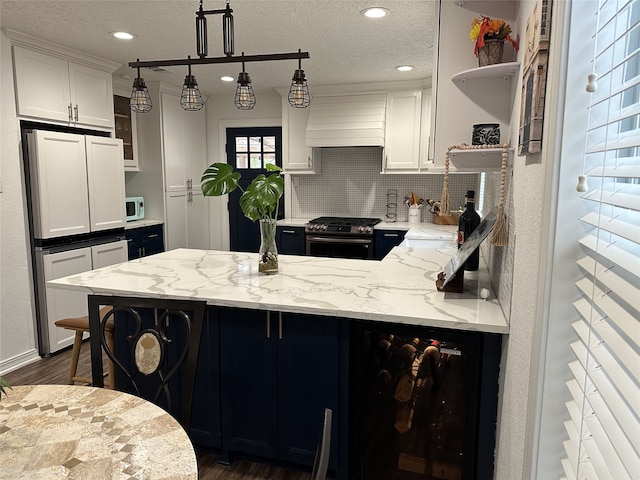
[88,295,206,430]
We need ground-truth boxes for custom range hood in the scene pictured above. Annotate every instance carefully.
[305,93,386,147]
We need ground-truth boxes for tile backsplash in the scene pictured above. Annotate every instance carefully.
[288,146,514,323]
[289,147,479,221]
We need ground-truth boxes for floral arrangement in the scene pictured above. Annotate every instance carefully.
[470,16,519,56]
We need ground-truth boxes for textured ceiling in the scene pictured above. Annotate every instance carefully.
[0,0,436,96]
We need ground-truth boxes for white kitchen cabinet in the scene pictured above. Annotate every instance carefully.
[162,92,207,191]
[85,136,127,232]
[282,100,320,173]
[28,131,126,239]
[383,90,422,171]
[165,190,209,251]
[40,240,127,354]
[12,45,115,129]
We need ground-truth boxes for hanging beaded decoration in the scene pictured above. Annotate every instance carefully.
[440,143,510,246]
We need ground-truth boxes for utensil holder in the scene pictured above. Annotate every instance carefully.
[408,207,421,224]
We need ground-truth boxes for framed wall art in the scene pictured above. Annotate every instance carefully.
[518,0,552,155]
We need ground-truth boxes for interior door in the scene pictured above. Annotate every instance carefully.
[226,127,282,252]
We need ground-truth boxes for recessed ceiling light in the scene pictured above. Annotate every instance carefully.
[361,7,389,19]
[220,76,235,82]
[396,65,414,72]
[112,31,135,40]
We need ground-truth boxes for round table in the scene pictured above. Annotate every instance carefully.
[0,384,197,479]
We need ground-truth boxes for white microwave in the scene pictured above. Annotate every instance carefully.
[125,196,144,221]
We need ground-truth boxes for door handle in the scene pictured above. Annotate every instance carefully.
[266,311,271,339]
[278,312,283,340]
[68,104,73,123]
[74,104,79,122]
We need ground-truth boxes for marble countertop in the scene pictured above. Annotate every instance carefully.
[0,384,197,479]
[49,247,508,334]
[124,218,164,230]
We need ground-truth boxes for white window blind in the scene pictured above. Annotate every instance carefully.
[562,1,640,479]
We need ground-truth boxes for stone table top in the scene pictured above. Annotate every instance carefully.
[0,384,197,480]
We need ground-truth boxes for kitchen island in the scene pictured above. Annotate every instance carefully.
[48,247,506,480]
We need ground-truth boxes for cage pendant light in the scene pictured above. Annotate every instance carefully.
[130,62,152,113]
[222,1,234,56]
[181,59,205,111]
[288,51,311,108]
[235,57,256,110]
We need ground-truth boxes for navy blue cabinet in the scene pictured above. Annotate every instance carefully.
[218,307,345,473]
[374,229,407,259]
[124,223,164,260]
[276,225,306,255]
[189,308,222,448]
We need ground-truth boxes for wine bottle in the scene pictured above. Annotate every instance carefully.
[457,190,481,271]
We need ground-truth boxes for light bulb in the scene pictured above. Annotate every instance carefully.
[238,86,251,108]
[292,84,305,106]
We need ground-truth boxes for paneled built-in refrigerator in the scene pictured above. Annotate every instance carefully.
[24,128,127,355]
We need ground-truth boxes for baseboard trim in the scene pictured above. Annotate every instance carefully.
[0,349,41,375]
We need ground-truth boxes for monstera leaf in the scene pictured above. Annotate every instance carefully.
[201,162,284,222]
[201,163,241,196]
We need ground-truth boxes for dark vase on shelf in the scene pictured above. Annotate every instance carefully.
[472,123,500,145]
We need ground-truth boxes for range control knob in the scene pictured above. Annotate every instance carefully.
[358,226,365,233]
[365,226,372,233]
[321,224,328,231]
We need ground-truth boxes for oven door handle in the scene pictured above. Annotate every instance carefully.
[306,236,371,245]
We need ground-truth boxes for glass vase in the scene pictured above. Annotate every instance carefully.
[258,218,278,274]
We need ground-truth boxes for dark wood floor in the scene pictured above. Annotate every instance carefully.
[2,342,311,480]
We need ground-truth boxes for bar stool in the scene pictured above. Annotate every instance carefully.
[54,306,115,389]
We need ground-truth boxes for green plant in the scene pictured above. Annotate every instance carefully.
[0,375,11,400]
[201,163,284,222]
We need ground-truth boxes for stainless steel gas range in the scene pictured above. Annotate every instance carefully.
[305,217,382,259]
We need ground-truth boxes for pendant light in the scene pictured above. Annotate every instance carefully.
[235,56,255,110]
[129,1,309,113]
[130,61,152,113]
[288,49,311,108]
[180,58,204,111]
[222,0,234,56]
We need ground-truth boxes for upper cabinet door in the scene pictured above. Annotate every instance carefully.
[161,92,189,191]
[383,90,422,171]
[28,131,90,239]
[161,92,207,190]
[13,46,72,123]
[68,62,114,128]
[12,45,115,129]
[85,136,126,232]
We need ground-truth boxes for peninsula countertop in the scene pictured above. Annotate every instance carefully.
[48,247,508,334]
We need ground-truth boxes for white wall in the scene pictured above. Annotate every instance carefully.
[0,30,39,373]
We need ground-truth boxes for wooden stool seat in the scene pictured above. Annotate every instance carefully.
[54,306,115,388]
